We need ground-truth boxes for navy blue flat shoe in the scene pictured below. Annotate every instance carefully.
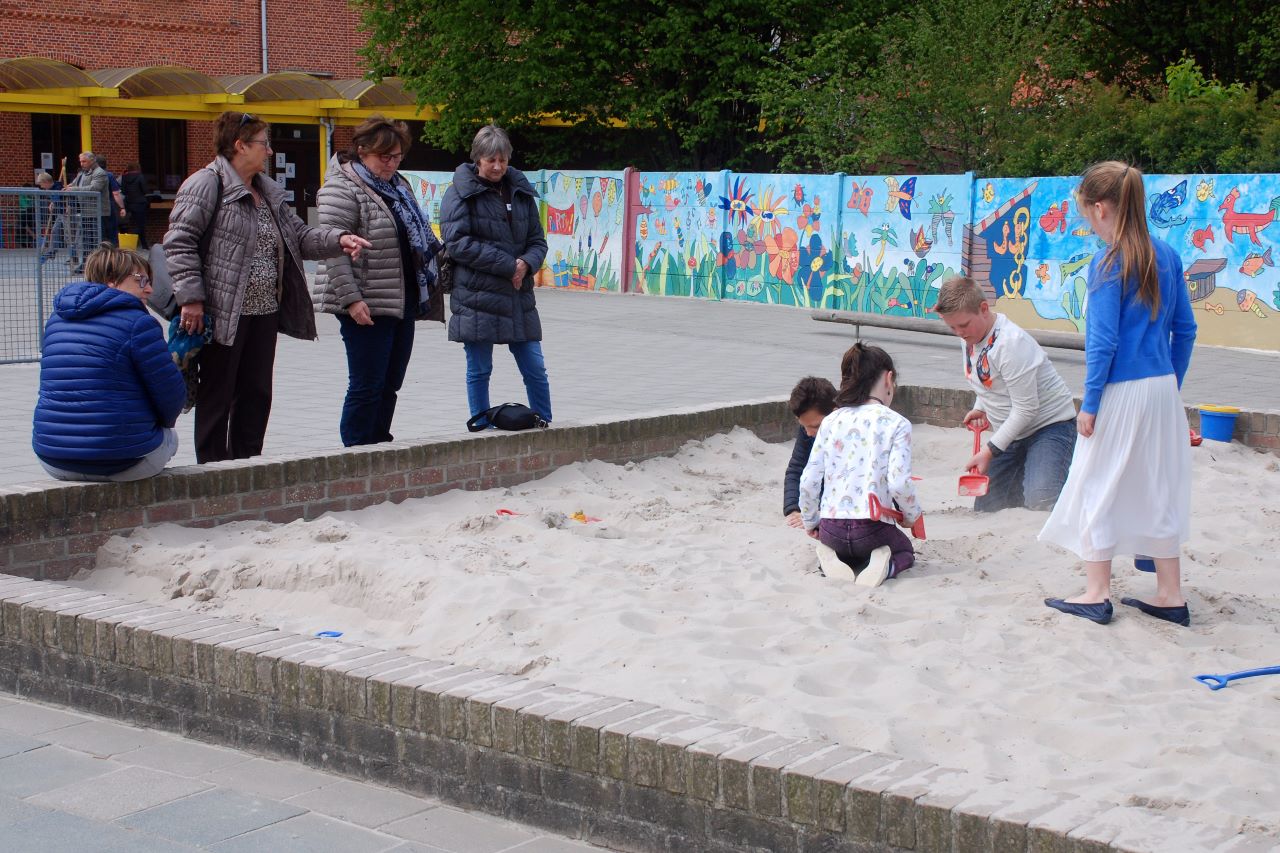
[1044,598,1113,624]
[1134,557,1156,573]
[1120,597,1190,627]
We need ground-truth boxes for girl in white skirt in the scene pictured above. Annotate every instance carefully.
[1038,161,1197,626]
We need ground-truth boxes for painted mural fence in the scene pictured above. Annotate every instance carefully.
[403,168,1280,351]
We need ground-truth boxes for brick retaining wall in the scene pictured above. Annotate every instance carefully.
[2,576,1266,852]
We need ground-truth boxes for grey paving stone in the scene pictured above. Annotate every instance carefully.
[0,745,123,798]
[0,793,49,827]
[118,737,252,777]
[285,779,434,828]
[118,787,306,846]
[209,812,402,853]
[44,719,173,758]
[0,700,90,735]
[0,729,48,759]
[28,765,212,821]
[382,806,539,853]
[203,756,337,801]
[0,808,199,852]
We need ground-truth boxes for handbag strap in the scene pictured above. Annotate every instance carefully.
[466,403,509,432]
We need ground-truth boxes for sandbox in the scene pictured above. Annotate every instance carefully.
[75,425,1280,839]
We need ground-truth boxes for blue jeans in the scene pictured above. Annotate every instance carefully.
[976,418,1076,512]
[338,313,415,446]
[463,341,552,424]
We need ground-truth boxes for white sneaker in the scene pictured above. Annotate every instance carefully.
[855,546,893,588]
[815,543,857,580]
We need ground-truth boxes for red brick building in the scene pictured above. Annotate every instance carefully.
[0,2,455,241]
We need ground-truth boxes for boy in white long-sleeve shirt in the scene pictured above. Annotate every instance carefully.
[936,276,1077,512]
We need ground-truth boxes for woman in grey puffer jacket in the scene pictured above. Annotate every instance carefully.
[315,116,443,446]
[164,111,370,463]
[440,125,551,425]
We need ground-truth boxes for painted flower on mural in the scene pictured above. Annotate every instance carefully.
[717,231,738,279]
[798,234,832,305]
[750,187,790,236]
[717,177,755,227]
[734,229,765,270]
[797,198,822,239]
[765,227,801,285]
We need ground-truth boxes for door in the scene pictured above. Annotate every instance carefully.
[265,124,320,222]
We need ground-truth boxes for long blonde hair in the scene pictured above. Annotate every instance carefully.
[1077,161,1159,317]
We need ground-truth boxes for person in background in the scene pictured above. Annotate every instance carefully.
[783,376,837,528]
[34,171,66,263]
[163,110,370,463]
[32,243,186,481]
[1040,161,1197,626]
[64,152,110,271]
[97,154,125,246]
[315,114,444,447]
[440,124,551,427]
[120,162,150,248]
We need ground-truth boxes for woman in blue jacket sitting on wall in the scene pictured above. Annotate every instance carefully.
[33,243,187,481]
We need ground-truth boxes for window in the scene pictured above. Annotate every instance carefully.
[29,114,81,181]
[137,119,187,193]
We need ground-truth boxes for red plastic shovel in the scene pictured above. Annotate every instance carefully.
[868,494,926,540]
[958,423,990,498]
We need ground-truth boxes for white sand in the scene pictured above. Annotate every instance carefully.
[81,426,1280,836]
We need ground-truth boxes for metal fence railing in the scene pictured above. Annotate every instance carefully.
[0,188,102,364]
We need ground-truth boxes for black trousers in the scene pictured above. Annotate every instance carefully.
[195,312,279,463]
[125,204,149,248]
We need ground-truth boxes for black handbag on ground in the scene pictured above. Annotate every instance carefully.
[466,403,549,432]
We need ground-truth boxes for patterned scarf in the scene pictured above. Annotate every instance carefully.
[965,325,999,388]
[352,161,441,315]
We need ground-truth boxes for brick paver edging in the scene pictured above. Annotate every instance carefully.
[0,577,1268,853]
[3,387,1277,581]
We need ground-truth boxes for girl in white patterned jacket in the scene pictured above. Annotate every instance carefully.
[799,343,923,587]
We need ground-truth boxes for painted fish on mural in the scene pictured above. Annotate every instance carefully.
[847,181,874,215]
[1219,187,1280,244]
[981,182,995,204]
[1191,225,1214,251]
[1038,201,1069,234]
[1035,263,1050,287]
[885,177,917,220]
[887,296,914,310]
[1196,179,1215,202]
[910,225,932,258]
[1148,180,1188,228]
[1071,226,1093,237]
[1240,247,1274,277]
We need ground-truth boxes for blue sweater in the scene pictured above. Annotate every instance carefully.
[33,282,186,472]
[1082,238,1197,414]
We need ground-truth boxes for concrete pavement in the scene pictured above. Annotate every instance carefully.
[1,288,1277,486]
[0,691,600,852]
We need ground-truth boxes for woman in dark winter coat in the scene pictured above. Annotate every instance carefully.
[439,125,551,425]
[315,115,443,446]
[32,243,187,481]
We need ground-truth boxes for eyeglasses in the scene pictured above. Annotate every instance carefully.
[131,272,151,288]
[376,151,405,163]
[244,137,272,149]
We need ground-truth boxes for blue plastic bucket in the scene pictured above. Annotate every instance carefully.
[1198,405,1239,442]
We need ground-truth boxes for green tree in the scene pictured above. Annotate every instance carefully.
[1073,0,1280,97]
[354,0,856,169]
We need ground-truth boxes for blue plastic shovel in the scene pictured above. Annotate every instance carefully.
[1193,666,1280,691]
